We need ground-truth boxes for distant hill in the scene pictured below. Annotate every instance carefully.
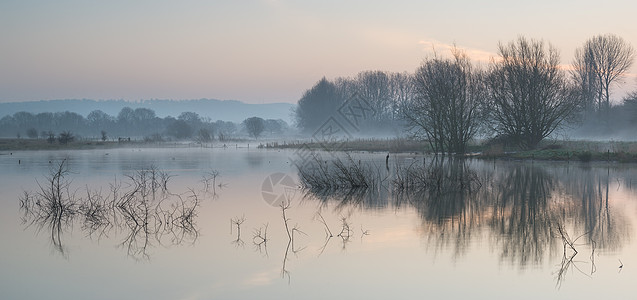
[0,99,296,123]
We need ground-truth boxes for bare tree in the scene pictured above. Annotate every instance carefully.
[195,128,213,143]
[355,70,392,121]
[333,76,357,99]
[243,116,265,139]
[26,128,38,139]
[46,131,56,144]
[405,47,486,154]
[58,131,75,144]
[487,37,580,149]
[572,34,635,115]
[571,44,598,115]
[388,72,414,121]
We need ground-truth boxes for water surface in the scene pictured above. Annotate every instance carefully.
[1,148,636,299]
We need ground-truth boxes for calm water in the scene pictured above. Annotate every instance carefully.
[1,148,636,299]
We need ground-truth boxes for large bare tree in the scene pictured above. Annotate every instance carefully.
[572,34,635,114]
[405,48,486,154]
[571,45,598,114]
[487,37,580,149]
[388,72,414,121]
[355,70,392,121]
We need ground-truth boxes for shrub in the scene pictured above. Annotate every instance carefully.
[577,151,592,162]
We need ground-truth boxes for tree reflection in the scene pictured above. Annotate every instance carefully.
[488,164,559,267]
[19,162,200,260]
[406,158,482,221]
[298,156,632,273]
[399,158,484,259]
[560,166,629,251]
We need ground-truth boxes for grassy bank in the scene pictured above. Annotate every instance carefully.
[260,138,430,153]
[0,138,124,151]
[483,148,637,163]
[4,137,637,163]
[263,138,637,163]
[0,137,259,151]
[480,140,637,162]
[0,138,220,151]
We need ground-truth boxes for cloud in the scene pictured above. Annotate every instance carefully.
[241,268,279,287]
[418,38,496,63]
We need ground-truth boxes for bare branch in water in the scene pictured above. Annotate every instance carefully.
[252,223,269,256]
[201,169,222,199]
[19,162,200,260]
[361,225,370,236]
[281,201,292,241]
[554,223,593,288]
[291,224,307,254]
[315,211,333,238]
[231,215,246,248]
[281,240,291,284]
[337,216,354,250]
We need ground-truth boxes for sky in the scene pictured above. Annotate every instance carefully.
[1,0,636,104]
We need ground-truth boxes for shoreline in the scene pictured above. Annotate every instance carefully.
[3,137,637,163]
[0,138,252,152]
[261,139,637,163]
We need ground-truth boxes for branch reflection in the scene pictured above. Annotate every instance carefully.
[20,161,200,260]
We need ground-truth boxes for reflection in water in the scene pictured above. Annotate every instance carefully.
[404,158,485,260]
[19,160,76,256]
[14,152,637,293]
[251,223,269,255]
[230,216,246,248]
[244,152,265,168]
[489,164,559,266]
[298,156,632,282]
[280,201,306,283]
[19,161,200,260]
[554,222,591,288]
[298,153,389,210]
[201,169,223,200]
[562,166,628,251]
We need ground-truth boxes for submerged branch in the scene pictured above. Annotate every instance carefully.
[19,162,201,259]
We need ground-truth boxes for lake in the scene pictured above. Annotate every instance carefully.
[1,147,636,299]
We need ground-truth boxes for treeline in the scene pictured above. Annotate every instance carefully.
[295,34,637,152]
[0,107,291,141]
[295,71,413,135]
[0,99,295,123]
